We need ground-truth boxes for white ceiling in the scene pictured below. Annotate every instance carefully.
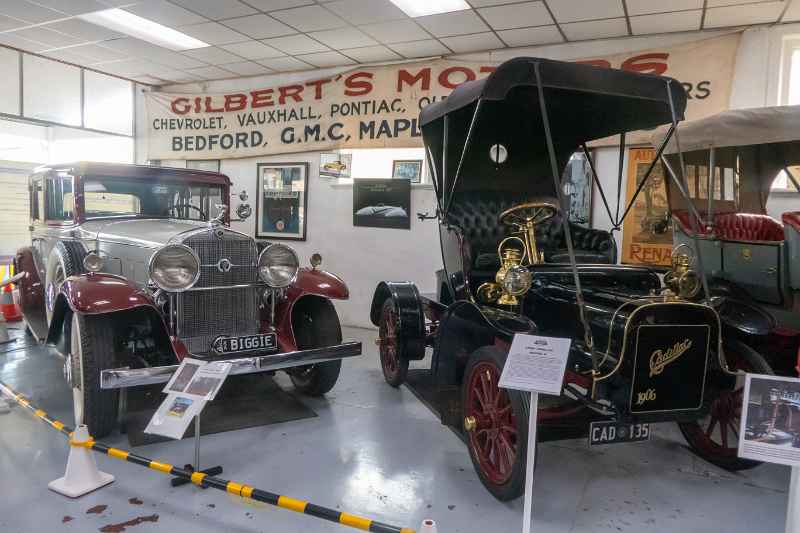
[0,0,796,85]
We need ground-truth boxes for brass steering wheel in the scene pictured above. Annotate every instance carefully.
[499,199,560,229]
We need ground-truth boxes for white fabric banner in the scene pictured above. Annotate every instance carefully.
[144,33,741,160]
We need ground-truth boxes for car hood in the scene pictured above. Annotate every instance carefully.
[79,218,207,249]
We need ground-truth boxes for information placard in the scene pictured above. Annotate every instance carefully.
[498,334,571,395]
[738,373,800,467]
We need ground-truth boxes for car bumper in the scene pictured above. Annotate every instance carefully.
[100,341,362,390]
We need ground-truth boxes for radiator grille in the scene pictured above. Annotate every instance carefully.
[176,228,261,355]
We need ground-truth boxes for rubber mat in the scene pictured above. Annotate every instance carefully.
[125,373,317,447]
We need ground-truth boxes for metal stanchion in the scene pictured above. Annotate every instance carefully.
[170,414,222,488]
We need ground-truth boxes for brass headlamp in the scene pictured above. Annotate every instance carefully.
[664,244,701,300]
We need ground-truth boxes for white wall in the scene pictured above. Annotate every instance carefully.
[144,25,800,327]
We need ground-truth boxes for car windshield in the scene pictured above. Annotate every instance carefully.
[83,177,224,221]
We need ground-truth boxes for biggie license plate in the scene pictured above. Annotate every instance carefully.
[212,333,277,355]
[589,421,650,446]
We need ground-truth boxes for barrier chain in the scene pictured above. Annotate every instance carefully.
[0,380,416,533]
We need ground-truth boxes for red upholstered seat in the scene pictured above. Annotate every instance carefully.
[783,212,800,233]
[714,213,784,242]
[672,210,713,235]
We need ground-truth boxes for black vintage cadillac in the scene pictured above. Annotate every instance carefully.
[369,57,771,501]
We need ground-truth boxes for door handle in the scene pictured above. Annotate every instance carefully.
[764,267,777,276]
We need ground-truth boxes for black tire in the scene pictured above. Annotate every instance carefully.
[678,339,772,471]
[45,241,84,323]
[378,299,409,387]
[462,346,530,501]
[70,312,118,438]
[287,299,342,396]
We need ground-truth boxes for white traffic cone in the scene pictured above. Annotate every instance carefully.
[419,519,438,533]
[48,424,114,498]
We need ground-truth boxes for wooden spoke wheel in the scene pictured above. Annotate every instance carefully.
[378,300,408,387]
[463,347,530,501]
[678,339,772,471]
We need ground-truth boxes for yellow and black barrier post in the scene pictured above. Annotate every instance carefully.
[0,380,421,533]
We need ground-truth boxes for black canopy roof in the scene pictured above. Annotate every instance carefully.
[421,56,687,213]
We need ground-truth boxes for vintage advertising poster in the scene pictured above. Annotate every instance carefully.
[738,374,800,467]
[256,162,308,240]
[621,148,673,266]
[353,179,410,230]
[144,33,741,160]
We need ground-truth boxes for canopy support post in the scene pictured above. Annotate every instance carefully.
[617,124,675,225]
[581,144,615,228]
[533,62,596,365]
[443,99,483,217]
[614,132,627,226]
[707,146,715,227]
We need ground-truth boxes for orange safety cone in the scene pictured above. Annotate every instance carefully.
[1,264,22,322]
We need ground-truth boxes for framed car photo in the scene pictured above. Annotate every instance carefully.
[392,159,422,183]
[256,163,308,241]
[353,178,411,230]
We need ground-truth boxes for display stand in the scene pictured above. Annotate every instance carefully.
[171,414,223,488]
[522,392,539,533]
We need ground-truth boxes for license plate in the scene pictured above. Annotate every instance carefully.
[589,421,650,446]
[212,333,277,355]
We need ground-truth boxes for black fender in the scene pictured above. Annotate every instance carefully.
[370,281,426,361]
[712,296,774,337]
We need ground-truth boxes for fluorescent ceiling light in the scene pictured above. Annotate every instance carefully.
[389,0,471,17]
[80,9,209,51]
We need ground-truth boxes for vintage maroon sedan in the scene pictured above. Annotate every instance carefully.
[15,162,360,437]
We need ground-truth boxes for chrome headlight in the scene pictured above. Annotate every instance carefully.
[258,244,299,288]
[83,252,104,272]
[503,266,532,296]
[148,244,200,292]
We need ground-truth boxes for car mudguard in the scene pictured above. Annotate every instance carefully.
[370,281,426,360]
[291,267,349,300]
[713,296,774,337]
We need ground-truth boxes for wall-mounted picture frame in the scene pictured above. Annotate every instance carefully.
[256,162,308,241]
[320,152,352,178]
[353,179,411,230]
[392,159,422,183]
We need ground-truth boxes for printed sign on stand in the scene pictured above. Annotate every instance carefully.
[499,334,570,533]
[145,358,232,439]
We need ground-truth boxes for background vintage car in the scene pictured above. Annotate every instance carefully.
[14,162,360,438]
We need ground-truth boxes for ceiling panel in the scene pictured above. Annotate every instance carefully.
[323,0,407,25]
[244,0,315,10]
[221,40,286,59]
[496,25,563,46]
[339,44,401,62]
[255,55,312,71]
[478,2,553,31]
[547,0,625,23]
[626,0,703,16]
[784,0,800,22]
[270,5,348,31]
[416,10,489,37]
[440,32,504,53]
[221,60,273,75]
[0,1,68,24]
[178,22,250,45]
[68,43,128,62]
[388,39,450,58]
[181,46,243,64]
[123,1,207,27]
[0,15,27,32]
[309,27,378,49]
[220,14,296,39]
[630,10,702,34]
[561,17,629,40]
[263,33,330,54]
[169,0,257,20]
[42,18,123,41]
[184,65,237,79]
[297,50,355,67]
[360,19,431,44]
[23,0,108,16]
[11,28,86,48]
[704,1,785,27]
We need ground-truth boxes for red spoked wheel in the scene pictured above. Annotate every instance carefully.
[378,299,408,387]
[463,347,529,501]
[678,339,773,471]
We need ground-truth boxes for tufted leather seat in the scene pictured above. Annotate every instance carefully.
[672,210,784,242]
[447,194,616,269]
[782,212,800,233]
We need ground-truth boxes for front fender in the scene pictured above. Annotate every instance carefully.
[60,273,156,315]
[291,268,349,300]
[370,281,426,361]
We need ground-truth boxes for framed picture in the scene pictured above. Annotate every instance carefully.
[392,159,422,183]
[320,152,352,178]
[256,163,308,241]
[353,179,411,230]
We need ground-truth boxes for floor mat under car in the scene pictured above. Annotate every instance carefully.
[124,373,317,447]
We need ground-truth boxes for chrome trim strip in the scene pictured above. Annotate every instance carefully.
[100,341,363,389]
[181,282,267,292]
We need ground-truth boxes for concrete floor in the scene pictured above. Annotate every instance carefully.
[0,324,791,533]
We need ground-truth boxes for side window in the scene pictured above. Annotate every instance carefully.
[45,174,74,222]
[31,178,43,221]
